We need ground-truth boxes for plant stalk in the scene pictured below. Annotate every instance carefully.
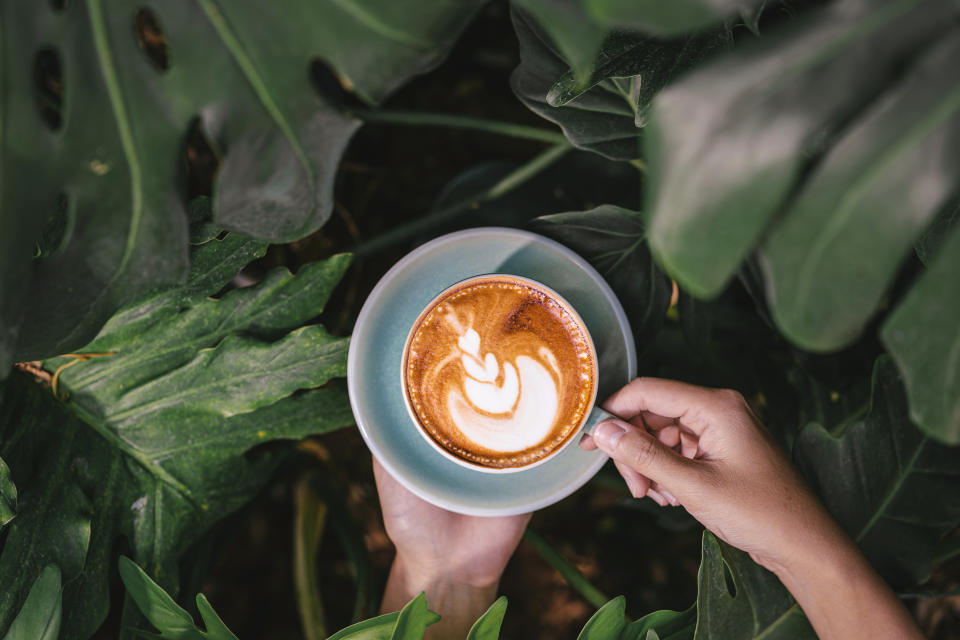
[352,108,569,145]
[523,527,611,610]
[352,142,571,258]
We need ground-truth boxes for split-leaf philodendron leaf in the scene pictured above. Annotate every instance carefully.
[585,0,765,36]
[0,456,15,531]
[0,0,482,373]
[0,236,356,639]
[2,565,62,640]
[644,0,957,298]
[794,357,960,586]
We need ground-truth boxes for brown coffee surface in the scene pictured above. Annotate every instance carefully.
[404,276,596,468]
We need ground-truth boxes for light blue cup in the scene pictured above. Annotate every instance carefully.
[347,227,636,516]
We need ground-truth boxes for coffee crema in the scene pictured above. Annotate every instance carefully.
[403,276,596,469]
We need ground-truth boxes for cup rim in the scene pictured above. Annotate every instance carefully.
[400,272,600,474]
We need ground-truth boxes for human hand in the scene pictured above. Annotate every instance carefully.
[580,377,923,640]
[373,457,529,636]
[579,377,847,573]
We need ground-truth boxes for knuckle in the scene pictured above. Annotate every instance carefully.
[715,388,746,409]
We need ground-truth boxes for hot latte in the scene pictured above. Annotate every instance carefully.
[402,275,597,469]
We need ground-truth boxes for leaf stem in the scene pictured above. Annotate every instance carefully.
[351,109,569,145]
[523,527,610,610]
[352,143,571,258]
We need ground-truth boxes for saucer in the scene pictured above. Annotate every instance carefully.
[347,227,636,516]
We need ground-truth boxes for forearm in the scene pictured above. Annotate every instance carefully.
[381,554,499,639]
[771,533,922,640]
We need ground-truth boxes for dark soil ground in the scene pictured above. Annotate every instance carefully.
[123,2,960,638]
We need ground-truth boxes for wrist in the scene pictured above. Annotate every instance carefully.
[393,552,501,597]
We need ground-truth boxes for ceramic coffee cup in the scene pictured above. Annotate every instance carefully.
[400,273,616,474]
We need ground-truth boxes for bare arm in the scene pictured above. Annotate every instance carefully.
[581,378,922,640]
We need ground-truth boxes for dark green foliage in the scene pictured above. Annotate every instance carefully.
[694,534,813,639]
[0,456,14,531]
[3,566,62,640]
[531,206,672,356]
[794,358,960,586]
[0,0,482,373]
[0,238,355,639]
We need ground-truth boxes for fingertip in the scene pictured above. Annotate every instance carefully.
[647,489,669,507]
[579,433,597,450]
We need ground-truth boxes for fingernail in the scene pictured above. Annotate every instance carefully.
[660,489,679,506]
[594,421,628,450]
[647,489,668,507]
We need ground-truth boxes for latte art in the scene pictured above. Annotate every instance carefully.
[403,277,596,469]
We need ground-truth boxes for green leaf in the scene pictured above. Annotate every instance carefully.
[694,533,814,640]
[195,595,239,640]
[0,250,355,638]
[585,0,765,35]
[326,612,399,640]
[915,201,959,266]
[119,557,238,640]
[389,594,440,640]
[0,456,15,531]
[294,473,329,640]
[118,557,198,639]
[760,32,960,351]
[645,0,956,297]
[531,206,672,357]
[577,597,627,639]
[466,596,507,640]
[794,357,960,584]
[3,565,62,640]
[511,10,729,160]
[512,0,607,86]
[1,0,482,372]
[882,224,960,445]
[625,606,695,640]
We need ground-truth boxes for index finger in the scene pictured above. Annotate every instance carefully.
[601,377,738,435]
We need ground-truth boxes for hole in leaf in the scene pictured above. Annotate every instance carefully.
[33,48,64,130]
[133,8,170,71]
[34,192,73,259]
[49,0,69,10]
[182,117,220,200]
[722,560,737,598]
[310,58,366,110]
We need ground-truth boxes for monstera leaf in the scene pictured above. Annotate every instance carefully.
[530,206,672,356]
[0,236,356,639]
[794,358,960,586]
[693,534,814,640]
[644,0,957,298]
[576,596,695,640]
[0,0,482,373]
[0,456,14,531]
[510,9,729,160]
[2,565,62,640]
[586,0,765,36]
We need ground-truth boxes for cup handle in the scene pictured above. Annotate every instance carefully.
[582,405,619,434]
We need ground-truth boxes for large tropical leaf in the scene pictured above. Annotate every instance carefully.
[0,238,356,639]
[644,0,956,297]
[0,0,482,373]
[530,205,672,356]
[794,357,960,586]
[882,224,960,445]
[511,9,729,160]
[760,32,960,351]
[693,533,814,640]
[575,596,695,640]
[585,0,764,36]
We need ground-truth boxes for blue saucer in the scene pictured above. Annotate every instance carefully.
[347,228,636,516]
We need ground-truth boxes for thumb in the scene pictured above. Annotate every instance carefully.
[592,419,700,494]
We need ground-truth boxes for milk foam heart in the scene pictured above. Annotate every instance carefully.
[403,277,596,469]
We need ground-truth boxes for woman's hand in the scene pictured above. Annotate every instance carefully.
[580,377,922,640]
[373,458,529,638]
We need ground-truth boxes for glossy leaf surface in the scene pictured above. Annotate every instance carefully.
[0,456,14,531]
[586,0,763,35]
[645,0,955,297]
[0,241,355,639]
[882,226,960,445]
[2,566,62,640]
[466,597,507,640]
